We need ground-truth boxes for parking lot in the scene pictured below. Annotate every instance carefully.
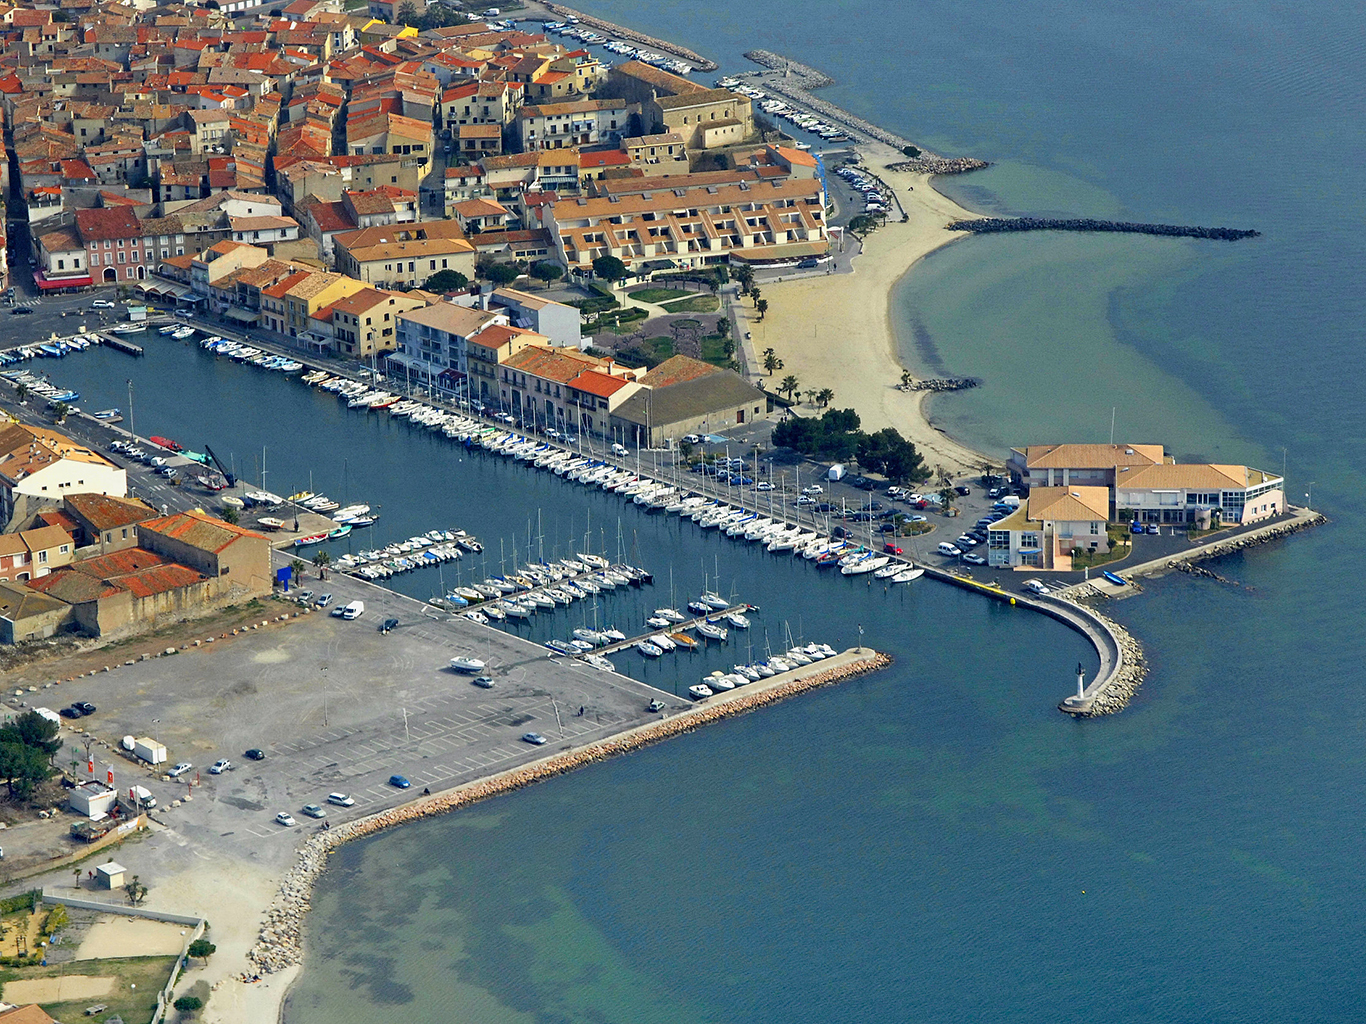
[48,575,680,870]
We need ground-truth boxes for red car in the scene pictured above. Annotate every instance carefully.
[883,542,903,555]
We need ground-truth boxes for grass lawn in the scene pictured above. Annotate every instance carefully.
[660,294,720,313]
[699,334,737,368]
[0,955,177,1024]
[627,287,689,304]
[1072,533,1133,570]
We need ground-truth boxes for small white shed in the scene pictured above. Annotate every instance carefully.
[68,781,118,820]
[96,861,126,890]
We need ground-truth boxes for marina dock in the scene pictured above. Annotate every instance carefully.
[592,603,757,656]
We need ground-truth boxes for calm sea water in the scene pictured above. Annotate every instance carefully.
[73,2,1366,1019]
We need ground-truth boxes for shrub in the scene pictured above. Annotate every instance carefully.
[174,995,204,1014]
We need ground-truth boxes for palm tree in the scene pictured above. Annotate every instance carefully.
[816,387,834,408]
[312,550,332,579]
[778,374,801,402]
[900,369,913,388]
[289,559,305,585]
[750,285,762,307]
[762,348,780,375]
[52,401,69,422]
[15,382,28,403]
[735,264,754,296]
[755,298,769,321]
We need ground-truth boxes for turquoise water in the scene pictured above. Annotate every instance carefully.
[275,2,1366,1020]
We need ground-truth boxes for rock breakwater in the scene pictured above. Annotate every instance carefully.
[1158,511,1326,570]
[1055,603,1148,717]
[542,4,716,70]
[247,649,891,975]
[742,50,834,88]
[948,217,1261,241]
[897,377,979,393]
[886,156,990,176]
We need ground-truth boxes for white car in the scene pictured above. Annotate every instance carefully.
[327,792,356,807]
[756,481,775,491]
[209,759,231,775]
[90,299,116,309]
[1022,579,1049,595]
[275,812,297,827]
[168,762,193,778]
[802,484,824,495]
[682,434,702,444]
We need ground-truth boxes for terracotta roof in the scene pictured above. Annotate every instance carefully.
[64,493,158,531]
[569,369,633,399]
[504,345,613,385]
[640,354,721,388]
[1116,463,1280,491]
[1026,486,1110,523]
[0,582,69,628]
[139,509,265,552]
[74,206,140,243]
[1017,443,1166,470]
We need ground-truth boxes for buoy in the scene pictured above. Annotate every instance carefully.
[1009,597,1016,605]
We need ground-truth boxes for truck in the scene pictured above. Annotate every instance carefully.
[341,600,365,620]
[132,737,167,765]
[827,463,846,482]
[125,785,157,810]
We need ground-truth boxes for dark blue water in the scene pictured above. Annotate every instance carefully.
[61,2,1362,1019]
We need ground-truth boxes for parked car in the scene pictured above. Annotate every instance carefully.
[882,542,903,555]
[522,732,548,746]
[954,485,972,496]
[301,804,326,819]
[9,307,32,316]
[682,434,702,444]
[208,759,231,775]
[797,257,820,269]
[389,774,411,788]
[315,594,333,608]
[327,792,355,807]
[244,748,265,761]
[91,299,116,309]
[168,762,193,778]
[275,812,297,827]
[962,553,987,565]
[74,702,96,715]
[379,617,399,633]
[1146,524,1161,535]
[472,676,495,688]
[756,481,774,491]
[1130,520,1145,533]
[1022,579,1050,595]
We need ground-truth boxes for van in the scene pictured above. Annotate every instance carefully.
[937,542,962,557]
[611,443,629,457]
[998,495,1021,508]
[341,600,365,620]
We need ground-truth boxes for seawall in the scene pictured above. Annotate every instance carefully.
[248,648,891,975]
[541,3,717,70]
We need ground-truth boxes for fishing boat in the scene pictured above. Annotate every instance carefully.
[109,322,146,334]
[636,640,664,658]
[293,533,328,547]
[256,517,286,531]
[449,656,486,673]
[327,525,352,540]
[92,408,122,422]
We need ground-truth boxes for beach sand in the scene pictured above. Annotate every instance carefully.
[743,142,990,477]
[2,974,115,1004]
[78,916,194,959]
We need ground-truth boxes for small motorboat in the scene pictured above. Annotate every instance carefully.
[603,628,627,642]
[221,496,245,510]
[545,639,576,656]
[327,525,352,540]
[654,608,686,623]
[293,533,328,547]
[725,612,750,629]
[668,632,697,648]
[646,616,671,629]
[572,627,607,646]
[687,600,711,615]
[891,568,925,583]
[687,684,713,700]
[651,633,676,651]
[584,654,614,671]
[449,656,486,673]
[636,640,663,658]
[463,611,489,625]
[256,517,286,531]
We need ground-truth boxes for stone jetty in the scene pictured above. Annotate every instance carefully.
[896,377,980,393]
[1054,601,1148,717]
[247,649,891,975]
[542,3,717,70]
[743,49,834,88]
[887,155,990,176]
[948,217,1261,242]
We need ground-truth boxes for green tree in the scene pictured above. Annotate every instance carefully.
[816,387,834,408]
[939,486,956,510]
[762,348,780,375]
[174,995,203,1015]
[188,938,217,964]
[125,874,148,906]
[749,285,761,307]
[777,374,801,401]
[714,317,730,339]
[485,263,520,286]
[289,559,306,585]
[52,401,69,422]
[0,710,63,759]
[14,382,28,403]
[678,439,694,460]
[396,0,417,23]
[0,743,54,800]
[592,255,627,282]
[900,369,913,388]
[424,269,469,293]
[220,506,239,525]
[848,214,878,237]
[530,261,564,289]
[755,298,769,321]
[311,550,331,579]
[735,264,754,295]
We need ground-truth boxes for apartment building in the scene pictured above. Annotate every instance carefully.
[514,98,630,152]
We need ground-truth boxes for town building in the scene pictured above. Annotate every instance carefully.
[59,493,161,556]
[610,355,769,447]
[465,324,549,407]
[323,287,428,358]
[986,487,1112,571]
[1007,443,1168,490]
[0,424,126,531]
[333,221,477,289]
[488,287,582,349]
[0,580,70,644]
[391,300,509,393]
[514,98,630,152]
[0,525,75,583]
[498,345,642,436]
[1115,464,1284,526]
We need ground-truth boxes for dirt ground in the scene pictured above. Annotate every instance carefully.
[0,910,45,959]
[78,916,189,959]
[2,973,115,1002]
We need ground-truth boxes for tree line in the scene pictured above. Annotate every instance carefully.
[773,408,928,484]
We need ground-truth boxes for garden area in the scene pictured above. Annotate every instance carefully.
[0,954,179,1023]
[601,315,739,371]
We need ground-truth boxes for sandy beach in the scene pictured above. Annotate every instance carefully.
[743,141,990,477]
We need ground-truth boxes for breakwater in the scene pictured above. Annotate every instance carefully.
[896,376,979,393]
[887,156,990,176]
[1054,601,1147,717]
[247,648,891,975]
[743,49,834,88]
[541,3,717,70]
[948,217,1261,241]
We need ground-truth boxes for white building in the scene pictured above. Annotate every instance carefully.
[1115,464,1284,526]
[987,487,1111,571]
[0,424,127,531]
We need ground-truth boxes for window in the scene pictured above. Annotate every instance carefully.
[57,259,65,270]
[121,529,128,539]
[38,551,47,564]
[1089,522,1100,535]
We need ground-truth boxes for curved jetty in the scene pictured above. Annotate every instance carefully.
[948,217,1261,241]
[743,49,835,88]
